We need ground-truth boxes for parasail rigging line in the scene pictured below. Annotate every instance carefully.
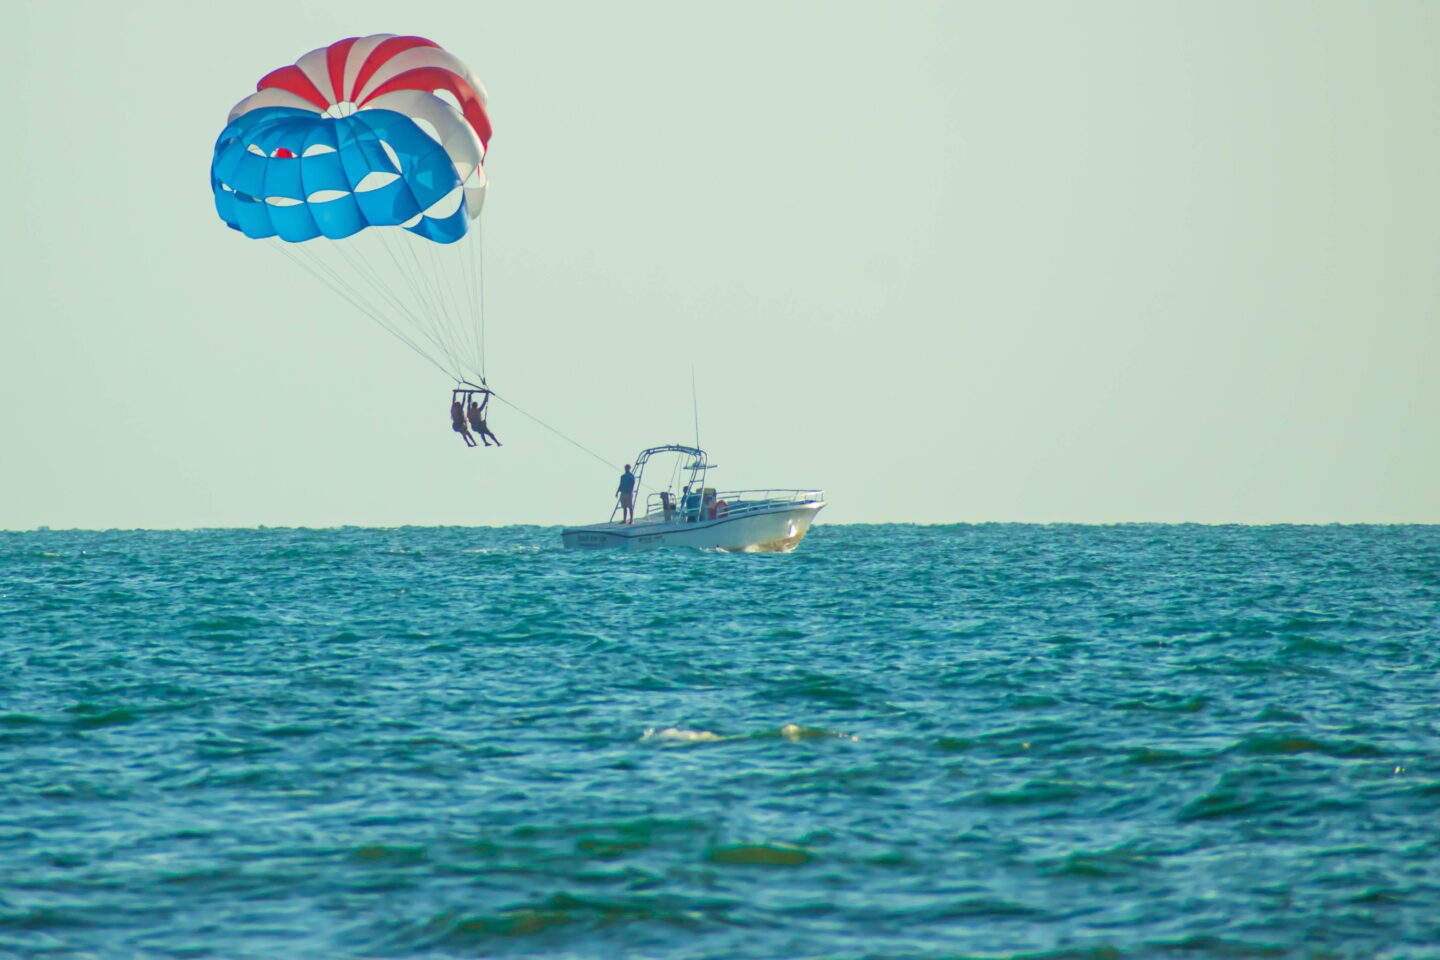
[489,392,663,495]
[450,236,485,385]
[385,232,464,377]
[413,241,456,357]
[284,239,429,364]
[457,222,484,383]
[280,242,455,378]
[399,230,476,382]
[330,235,468,379]
[422,245,479,385]
[272,239,428,363]
[368,225,483,386]
[297,236,466,381]
[475,221,488,383]
[369,228,466,377]
[420,245,468,380]
[491,393,619,472]
[456,224,478,378]
[430,238,481,384]
[419,241,468,376]
[266,239,453,381]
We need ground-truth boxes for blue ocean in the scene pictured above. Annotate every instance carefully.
[2,524,1438,958]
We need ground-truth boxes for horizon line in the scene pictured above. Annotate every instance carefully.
[6,520,1439,534]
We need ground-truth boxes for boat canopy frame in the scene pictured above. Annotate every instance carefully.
[630,444,713,498]
[589,441,823,531]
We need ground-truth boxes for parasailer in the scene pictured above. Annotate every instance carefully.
[210,34,500,448]
[467,394,501,447]
[450,396,477,447]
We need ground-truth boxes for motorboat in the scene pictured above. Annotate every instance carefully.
[560,444,825,552]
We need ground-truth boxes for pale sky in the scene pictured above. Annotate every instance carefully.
[2,1,1437,528]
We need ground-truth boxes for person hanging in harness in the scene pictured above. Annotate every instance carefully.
[467,393,501,447]
[450,396,477,447]
[616,464,637,524]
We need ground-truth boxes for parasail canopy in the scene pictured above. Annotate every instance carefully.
[211,35,495,384]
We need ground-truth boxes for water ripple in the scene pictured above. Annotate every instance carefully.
[1,523,1438,957]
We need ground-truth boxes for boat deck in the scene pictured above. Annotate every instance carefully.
[568,489,824,533]
[562,490,825,552]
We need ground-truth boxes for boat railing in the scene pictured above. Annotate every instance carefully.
[642,488,824,523]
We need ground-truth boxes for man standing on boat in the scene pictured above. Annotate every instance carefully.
[617,464,636,524]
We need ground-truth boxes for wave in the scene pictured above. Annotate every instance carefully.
[640,723,857,746]
[382,892,731,950]
[706,843,811,866]
[977,779,1097,806]
[1228,735,1382,758]
[1042,844,1160,878]
[1116,693,1209,713]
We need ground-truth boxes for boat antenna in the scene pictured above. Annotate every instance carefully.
[691,365,701,452]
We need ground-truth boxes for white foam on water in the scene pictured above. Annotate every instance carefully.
[642,727,723,744]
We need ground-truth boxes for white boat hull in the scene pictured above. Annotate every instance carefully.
[562,501,824,553]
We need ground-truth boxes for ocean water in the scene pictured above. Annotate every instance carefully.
[2,524,1438,959]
